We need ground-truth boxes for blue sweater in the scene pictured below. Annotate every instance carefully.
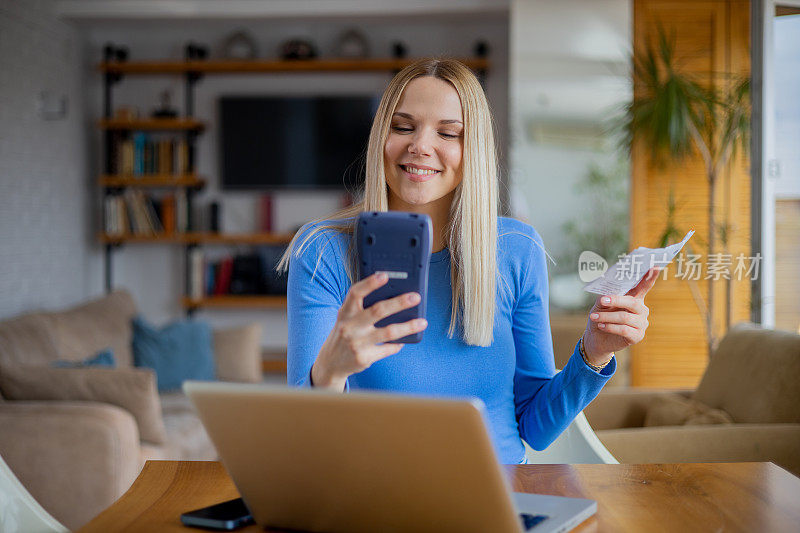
[287,216,615,464]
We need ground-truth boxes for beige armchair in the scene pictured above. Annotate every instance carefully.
[584,323,800,477]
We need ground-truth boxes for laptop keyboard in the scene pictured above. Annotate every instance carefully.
[520,513,549,530]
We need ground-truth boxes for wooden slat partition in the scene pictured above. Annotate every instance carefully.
[775,200,800,333]
[631,1,751,387]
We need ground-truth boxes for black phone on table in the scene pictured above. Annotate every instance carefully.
[180,497,254,530]
[355,211,432,343]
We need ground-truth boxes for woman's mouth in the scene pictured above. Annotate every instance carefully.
[400,164,440,182]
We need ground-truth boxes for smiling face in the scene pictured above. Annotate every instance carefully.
[384,76,464,214]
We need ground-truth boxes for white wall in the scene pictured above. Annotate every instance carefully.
[78,12,509,347]
[0,0,96,320]
[509,0,631,272]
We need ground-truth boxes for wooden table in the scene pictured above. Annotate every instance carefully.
[79,461,800,532]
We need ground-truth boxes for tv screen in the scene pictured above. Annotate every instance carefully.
[219,96,379,190]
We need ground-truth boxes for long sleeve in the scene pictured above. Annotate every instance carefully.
[286,224,350,388]
[511,228,615,451]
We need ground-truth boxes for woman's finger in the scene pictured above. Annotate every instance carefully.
[349,340,405,370]
[340,273,388,316]
[365,317,428,345]
[590,310,646,329]
[354,291,421,328]
[370,342,405,361]
[595,323,643,344]
[626,268,660,299]
[597,294,648,316]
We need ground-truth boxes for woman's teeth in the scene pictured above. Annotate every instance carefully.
[403,166,439,175]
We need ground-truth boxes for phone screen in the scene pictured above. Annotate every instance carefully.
[180,497,254,530]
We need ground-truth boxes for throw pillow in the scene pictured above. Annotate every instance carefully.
[0,363,166,444]
[51,348,116,368]
[214,323,263,383]
[644,393,734,427]
[132,315,215,392]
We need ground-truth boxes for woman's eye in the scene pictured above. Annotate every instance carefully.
[390,125,460,138]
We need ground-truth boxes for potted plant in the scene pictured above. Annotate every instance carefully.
[620,29,750,354]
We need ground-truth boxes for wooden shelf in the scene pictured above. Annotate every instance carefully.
[98,118,205,131]
[99,232,294,245]
[99,232,182,243]
[183,232,294,245]
[100,174,205,188]
[182,295,287,310]
[98,57,490,75]
[261,349,287,374]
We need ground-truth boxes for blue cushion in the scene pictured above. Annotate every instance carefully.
[51,348,116,368]
[132,315,215,391]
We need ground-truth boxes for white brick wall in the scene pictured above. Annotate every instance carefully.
[0,0,98,320]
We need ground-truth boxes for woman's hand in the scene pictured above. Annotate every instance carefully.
[582,268,660,366]
[311,272,428,391]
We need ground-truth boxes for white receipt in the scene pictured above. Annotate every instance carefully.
[583,230,695,296]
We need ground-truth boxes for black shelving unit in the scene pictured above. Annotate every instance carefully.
[100,43,203,297]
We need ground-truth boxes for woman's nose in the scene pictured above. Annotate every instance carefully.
[408,130,434,156]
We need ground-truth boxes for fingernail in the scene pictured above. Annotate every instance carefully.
[601,297,611,305]
[377,272,387,281]
[417,319,427,328]
[598,323,606,329]
[408,293,420,303]
[590,313,599,320]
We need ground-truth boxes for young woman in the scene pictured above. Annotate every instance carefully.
[280,58,656,464]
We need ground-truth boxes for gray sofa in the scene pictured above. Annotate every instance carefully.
[0,290,263,529]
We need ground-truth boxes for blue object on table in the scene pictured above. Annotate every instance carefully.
[132,315,215,391]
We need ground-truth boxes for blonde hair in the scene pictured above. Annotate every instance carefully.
[278,58,498,346]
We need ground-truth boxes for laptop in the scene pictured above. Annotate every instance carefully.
[183,381,596,533]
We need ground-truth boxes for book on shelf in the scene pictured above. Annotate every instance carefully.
[133,133,146,175]
[109,133,184,177]
[205,262,217,296]
[160,194,176,234]
[123,190,147,234]
[115,139,135,176]
[104,194,126,236]
[104,195,118,235]
[189,248,204,300]
[175,189,188,232]
[177,139,189,174]
[187,251,288,300]
[103,190,188,236]
[142,191,164,233]
[213,257,234,295]
[158,140,174,175]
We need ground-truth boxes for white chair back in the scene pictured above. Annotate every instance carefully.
[524,411,618,464]
[0,454,68,533]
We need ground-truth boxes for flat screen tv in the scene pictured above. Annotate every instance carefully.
[219,95,379,190]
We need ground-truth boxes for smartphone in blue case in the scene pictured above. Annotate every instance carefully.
[356,211,433,343]
[180,497,253,530]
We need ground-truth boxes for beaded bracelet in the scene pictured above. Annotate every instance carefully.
[579,336,613,372]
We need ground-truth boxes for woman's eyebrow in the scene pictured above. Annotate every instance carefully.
[392,112,463,125]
